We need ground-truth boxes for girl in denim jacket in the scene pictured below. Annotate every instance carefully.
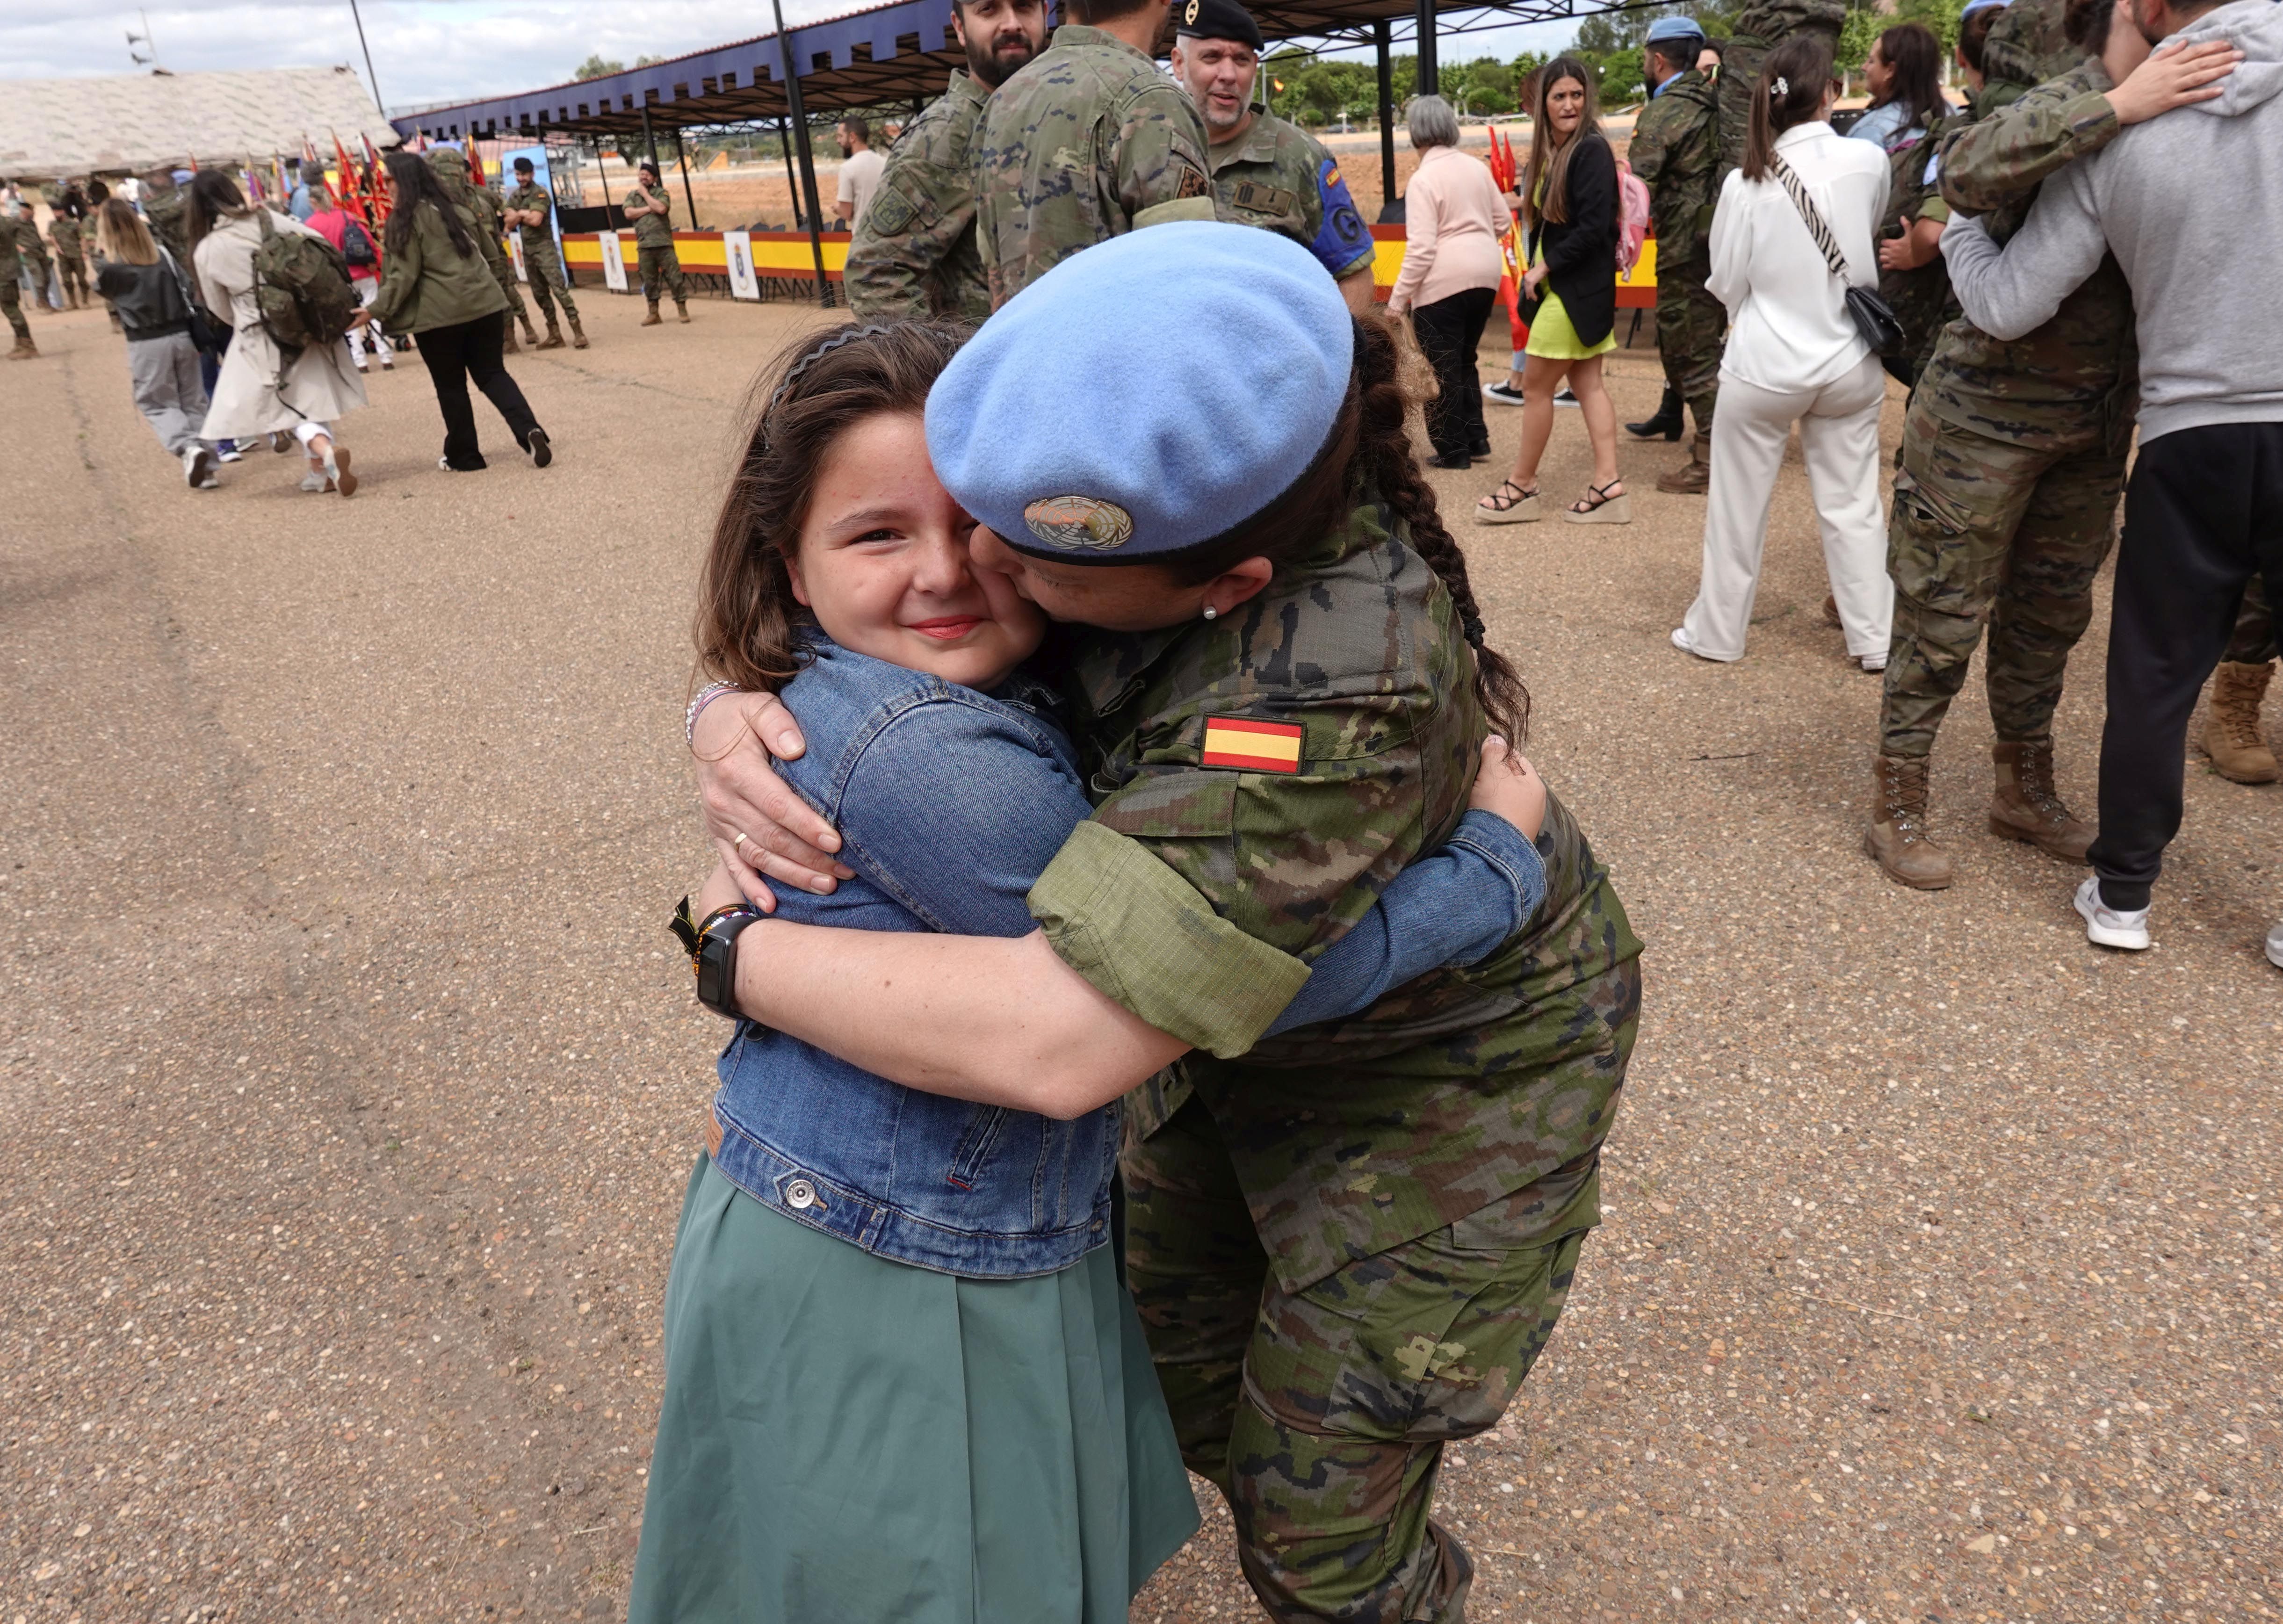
[630,322,1552,1623]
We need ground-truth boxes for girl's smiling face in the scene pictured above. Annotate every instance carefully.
[785,411,1045,689]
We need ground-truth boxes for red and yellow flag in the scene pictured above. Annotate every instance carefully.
[1200,718,1304,774]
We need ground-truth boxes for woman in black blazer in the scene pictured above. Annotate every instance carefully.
[1476,57,1630,527]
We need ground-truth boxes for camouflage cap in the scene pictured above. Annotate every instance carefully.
[925,221,1354,563]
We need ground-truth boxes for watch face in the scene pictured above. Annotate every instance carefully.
[697,939,734,1015]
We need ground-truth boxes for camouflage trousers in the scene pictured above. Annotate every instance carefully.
[637,243,686,305]
[1653,255,1722,433]
[493,262,530,325]
[1879,392,2127,758]
[521,242,580,325]
[2227,574,2278,665]
[0,278,24,342]
[1125,1096,1593,1624]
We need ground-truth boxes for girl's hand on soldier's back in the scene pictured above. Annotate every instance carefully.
[1468,735,1547,841]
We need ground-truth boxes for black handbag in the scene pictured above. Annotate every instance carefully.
[159,245,226,357]
[1768,153,1905,356]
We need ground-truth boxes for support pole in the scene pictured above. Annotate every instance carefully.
[641,103,661,175]
[1414,0,1438,97]
[778,116,801,227]
[770,0,834,308]
[1375,19,1396,217]
[674,126,699,229]
[347,0,384,115]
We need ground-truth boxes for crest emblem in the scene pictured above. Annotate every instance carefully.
[1184,0,1200,22]
[1023,495,1135,552]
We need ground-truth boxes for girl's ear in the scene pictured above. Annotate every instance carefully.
[784,545,812,609]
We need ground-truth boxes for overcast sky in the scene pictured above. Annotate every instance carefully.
[0,0,1582,115]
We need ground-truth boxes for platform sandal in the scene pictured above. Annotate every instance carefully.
[1561,478,1631,525]
[1474,479,1541,526]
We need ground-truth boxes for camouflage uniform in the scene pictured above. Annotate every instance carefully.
[846,69,993,322]
[971,23,1217,309]
[624,176,688,306]
[1626,65,1723,436]
[0,218,28,348]
[1207,111,1373,284]
[1877,107,1967,387]
[1718,0,1848,178]
[1880,3,2134,762]
[2226,576,2279,665]
[13,217,53,309]
[1028,499,1643,1624]
[141,180,190,265]
[431,152,535,341]
[48,213,87,308]
[505,180,582,330]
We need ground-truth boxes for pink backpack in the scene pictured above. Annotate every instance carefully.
[1616,160,1652,275]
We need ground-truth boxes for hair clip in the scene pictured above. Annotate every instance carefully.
[764,323,896,419]
[1772,74,1789,95]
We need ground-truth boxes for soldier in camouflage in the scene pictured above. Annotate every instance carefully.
[506,156,587,349]
[47,186,89,310]
[1872,97,1966,390]
[1625,16,1723,493]
[0,202,32,359]
[140,169,191,265]
[1862,0,2238,888]
[11,208,53,319]
[1170,0,1376,313]
[846,0,1050,321]
[1718,0,1848,179]
[624,160,690,325]
[969,0,1218,309]
[430,148,540,353]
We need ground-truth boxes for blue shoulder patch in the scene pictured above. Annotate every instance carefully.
[1309,156,1372,278]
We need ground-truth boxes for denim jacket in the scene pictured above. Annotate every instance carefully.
[709,637,1546,1278]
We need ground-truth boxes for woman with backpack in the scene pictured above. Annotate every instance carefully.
[187,168,367,498]
[305,183,393,374]
[368,152,552,474]
[1473,57,1629,527]
[92,198,218,490]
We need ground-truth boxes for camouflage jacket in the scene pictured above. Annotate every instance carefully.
[1027,498,1643,1290]
[1719,0,1847,176]
[12,218,51,273]
[142,185,190,263]
[1878,107,1965,370]
[504,182,556,248]
[847,69,992,323]
[1207,111,1373,280]
[1628,67,1719,265]
[971,24,1217,309]
[622,181,676,248]
[49,216,84,259]
[0,222,16,281]
[1919,55,2136,450]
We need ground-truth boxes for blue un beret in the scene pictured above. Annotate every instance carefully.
[1645,15,1706,45]
[926,221,1355,564]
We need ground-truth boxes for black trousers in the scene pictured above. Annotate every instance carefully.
[2087,423,2283,911]
[416,310,539,471]
[1411,286,1496,461]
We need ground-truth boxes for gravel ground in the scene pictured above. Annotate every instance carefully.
[5,292,2277,1624]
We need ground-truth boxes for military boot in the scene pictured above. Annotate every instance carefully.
[1988,738,2095,862]
[641,301,662,327]
[518,311,541,347]
[1864,754,1954,889]
[570,317,590,349]
[1656,429,1712,496]
[504,325,521,355]
[537,317,567,351]
[7,334,37,360]
[675,300,691,324]
[2202,661,2279,783]
[1627,384,1684,441]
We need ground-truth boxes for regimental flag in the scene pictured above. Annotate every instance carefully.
[1200,717,1304,774]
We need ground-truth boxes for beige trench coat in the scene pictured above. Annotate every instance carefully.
[191,210,368,440]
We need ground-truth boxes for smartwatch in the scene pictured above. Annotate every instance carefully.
[670,895,766,1020]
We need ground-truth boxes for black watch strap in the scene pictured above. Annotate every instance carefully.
[671,896,766,1020]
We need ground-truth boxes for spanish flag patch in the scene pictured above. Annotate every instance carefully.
[1201,716,1304,773]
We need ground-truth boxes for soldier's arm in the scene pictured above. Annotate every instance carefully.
[846,151,972,319]
[1115,84,1219,228]
[1940,81,2117,216]
[1627,103,1672,192]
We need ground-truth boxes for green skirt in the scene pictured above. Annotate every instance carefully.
[628,1156,1199,1623]
[1524,285,1618,361]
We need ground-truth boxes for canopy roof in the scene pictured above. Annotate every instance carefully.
[0,65,397,180]
[392,0,1637,140]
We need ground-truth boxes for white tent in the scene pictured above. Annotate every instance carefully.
[0,65,399,180]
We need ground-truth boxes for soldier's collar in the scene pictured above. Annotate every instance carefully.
[1210,115,1282,168]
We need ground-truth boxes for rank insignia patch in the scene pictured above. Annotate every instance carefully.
[1201,716,1304,772]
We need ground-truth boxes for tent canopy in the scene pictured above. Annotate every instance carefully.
[0,65,397,180]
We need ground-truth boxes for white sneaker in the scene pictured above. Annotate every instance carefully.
[182,445,214,488]
[1858,651,1888,674]
[2074,877,2152,952]
[299,469,331,492]
[2266,918,2282,969]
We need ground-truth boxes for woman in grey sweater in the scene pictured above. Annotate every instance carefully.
[93,199,217,491]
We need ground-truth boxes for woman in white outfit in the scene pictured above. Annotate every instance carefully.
[187,169,368,498]
[1673,36,1895,671]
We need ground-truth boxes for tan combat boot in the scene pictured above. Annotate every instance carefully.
[1864,754,1954,889]
[1988,738,2095,862]
[570,317,590,350]
[675,300,691,324]
[1656,428,1711,495]
[2202,661,2279,784]
[518,312,541,347]
[503,324,520,355]
[641,300,662,327]
[537,317,566,351]
[7,335,36,360]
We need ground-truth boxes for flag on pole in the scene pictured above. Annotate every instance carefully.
[1486,124,1529,349]
[332,130,371,224]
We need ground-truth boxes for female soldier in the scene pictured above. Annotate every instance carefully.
[689,223,1641,1624]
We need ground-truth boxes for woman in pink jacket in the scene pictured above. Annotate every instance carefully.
[1386,94,1511,469]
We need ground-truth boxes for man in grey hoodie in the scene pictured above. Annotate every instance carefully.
[1942,0,2283,967]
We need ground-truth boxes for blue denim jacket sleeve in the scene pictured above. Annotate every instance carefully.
[831,692,1097,938]
[1264,809,1546,1036]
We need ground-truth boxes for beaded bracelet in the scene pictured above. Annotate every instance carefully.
[685,680,742,749]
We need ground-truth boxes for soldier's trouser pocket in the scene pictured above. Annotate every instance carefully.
[1228,1222,1591,1624]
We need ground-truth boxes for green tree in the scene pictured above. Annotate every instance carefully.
[574,54,624,80]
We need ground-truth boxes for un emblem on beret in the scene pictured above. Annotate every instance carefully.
[1024,495,1135,552]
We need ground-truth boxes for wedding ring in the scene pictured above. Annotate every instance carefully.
[732,831,749,850]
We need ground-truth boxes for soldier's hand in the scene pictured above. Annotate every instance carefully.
[2108,38,2239,124]
[1467,736,1546,842]
[692,690,854,909]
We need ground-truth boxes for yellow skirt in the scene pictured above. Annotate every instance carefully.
[1525,286,1617,361]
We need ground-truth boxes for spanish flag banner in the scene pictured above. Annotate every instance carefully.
[1201,717,1304,774]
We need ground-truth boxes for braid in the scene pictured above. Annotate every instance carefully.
[1352,314,1531,742]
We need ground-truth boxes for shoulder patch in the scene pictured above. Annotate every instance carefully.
[1201,716,1303,772]
[1175,162,1213,201]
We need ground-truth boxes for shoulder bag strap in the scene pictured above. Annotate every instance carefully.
[1767,152,1854,284]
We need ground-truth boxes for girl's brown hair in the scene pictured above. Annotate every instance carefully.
[97,198,158,266]
[1522,56,1600,229]
[1742,36,1837,181]
[1160,311,1530,742]
[694,321,968,693]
